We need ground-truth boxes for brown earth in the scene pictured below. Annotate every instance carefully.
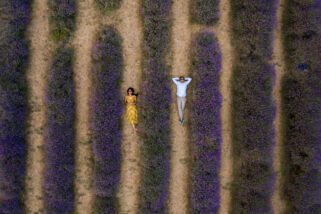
[72,0,101,213]
[167,0,191,213]
[272,0,286,213]
[116,0,143,213]
[216,0,233,213]
[25,0,52,212]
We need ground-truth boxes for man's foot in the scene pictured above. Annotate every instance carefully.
[181,119,184,124]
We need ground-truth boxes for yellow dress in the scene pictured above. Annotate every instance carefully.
[125,95,138,125]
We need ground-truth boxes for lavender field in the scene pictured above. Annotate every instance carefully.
[0,0,320,213]
[188,31,222,213]
[90,26,123,213]
[229,1,276,212]
[43,46,76,213]
[0,1,31,213]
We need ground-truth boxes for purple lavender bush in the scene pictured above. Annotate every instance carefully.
[0,1,31,213]
[187,32,222,213]
[280,1,321,213]
[190,0,220,25]
[48,0,76,42]
[138,0,172,212]
[95,0,122,14]
[43,46,75,213]
[229,1,277,213]
[89,26,123,213]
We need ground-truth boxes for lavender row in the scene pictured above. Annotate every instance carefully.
[229,1,277,213]
[280,1,321,212]
[95,0,122,14]
[89,26,123,213]
[48,0,76,42]
[187,32,222,213]
[138,0,172,212]
[190,0,220,25]
[43,46,76,213]
[0,1,31,213]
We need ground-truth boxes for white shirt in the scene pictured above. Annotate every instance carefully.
[172,77,192,97]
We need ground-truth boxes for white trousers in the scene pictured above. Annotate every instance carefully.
[177,96,186,121]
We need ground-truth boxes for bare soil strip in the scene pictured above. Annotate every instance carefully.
[272,0,286,213]
[216,0,233,213]
[73,0,100,213]
[116,0,143,213]
[168,0,191,213]
[25,0,52,212]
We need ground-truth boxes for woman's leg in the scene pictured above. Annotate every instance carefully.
[131,123,137,132]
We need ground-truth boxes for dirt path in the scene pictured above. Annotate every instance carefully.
[73,0,100,213]
[116,0,143,213]
[216,0,233,213]
[271,0,285,213]
[25,0,52,212]
[167,0,191,213]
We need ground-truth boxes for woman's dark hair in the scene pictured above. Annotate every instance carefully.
[127,87,139,96]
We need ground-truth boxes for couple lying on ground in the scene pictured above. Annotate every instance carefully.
[124,76,192,133]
